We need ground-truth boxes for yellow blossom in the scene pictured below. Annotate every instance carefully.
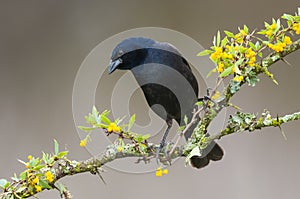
[45,171,54,183]
[248,56,256,66]
[35,185,42,192]
[155,167,163,177]
[217,62,224,73]
[283,36,292,45]
[270,23,277,30]
[293,22,300,34]
[27,155,33,161]
[79,139,87,147]
[245,48,256,58]
[265,30,273,37]
[233,75,244,82]
[117,146,123,152]
[107,123,121,133]
[232,66,236,73]
[211,91,221,100]
[26,162,30,169]
[163,169,168,175]
[32,176,39,185]
[268,42,286,52]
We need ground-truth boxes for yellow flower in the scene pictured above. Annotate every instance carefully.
[211,91,221,100]
[265,30,273,37]
[107,123,121,133]
[232,66,236,73]
[217,62,224,73]
[163,169,168,175]
[117,146,123,152]
[32,176,39,185]
[245,48,256,58]
[79,139,87,147]
[27,155,33,161]
[293,22,300,34]
[233,75,244,82]
[155,167,163,177]
[248,56,256,66]
[270,23,277,30]
[268,42,285,53]
[35,185,42,192]
[45,171,54,183]
[234,30,247,43]
[283,36,292,45]
[26,162,30,169]
[155,167,168,176]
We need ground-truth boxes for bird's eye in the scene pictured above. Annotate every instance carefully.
[118,49,124,57]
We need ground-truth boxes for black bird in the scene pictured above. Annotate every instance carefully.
[108,37,223,168]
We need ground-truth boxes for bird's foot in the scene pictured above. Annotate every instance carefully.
[155,142,172,166]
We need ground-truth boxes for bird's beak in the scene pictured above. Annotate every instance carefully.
[108,58,122,74]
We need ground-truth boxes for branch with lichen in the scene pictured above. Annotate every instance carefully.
[1,8,300,199]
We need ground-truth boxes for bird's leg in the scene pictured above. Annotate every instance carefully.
[156,118,172,165]
[197,88,217,111]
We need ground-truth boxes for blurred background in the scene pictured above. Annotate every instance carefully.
[0,1,299,198]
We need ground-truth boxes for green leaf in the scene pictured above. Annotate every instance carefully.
[294,16,300,22]
[142,134,151,140]
[224,30,234,38]
[33,164,45,171]
[206,68,216,77]
[282,14,292,21]
[78,126,96,132]
[196,101,203,107]
[100,114,111,125]
[221,36,228,47]
[258,52,263,58]
[219,66,232,77]
[184,115,188,125]
[178,126,185,131]
[42,152,50,164]
[57,151,69,159]
[127,114,135,132]
[216,31,221,47]
[0,179,9,189]
[249,41,255,49]
[39,179,52,189]
[243,25,249,34]
[197,49,213,56]
[54,139,59,156]
[276,18,281,32]
[19,171,27,180]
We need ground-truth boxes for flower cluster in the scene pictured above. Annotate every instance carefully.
[155,167,168,177]
[107,122,121,133]
[265,23,277,37]
[293,22,300,34]
[268,36,292,52]
[45,171,54,183]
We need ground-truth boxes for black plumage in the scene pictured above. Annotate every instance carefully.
[108,37,223,168]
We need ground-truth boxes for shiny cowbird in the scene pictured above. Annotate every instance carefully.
[108,37,223,168]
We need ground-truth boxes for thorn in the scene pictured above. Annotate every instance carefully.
[278,125,287,141]
[95,169,106,185]
[281,58,291,66]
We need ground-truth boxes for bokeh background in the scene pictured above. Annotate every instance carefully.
[1,1,300,198]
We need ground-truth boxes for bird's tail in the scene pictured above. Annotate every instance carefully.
[183,114,224,169]
[189,141,223,169]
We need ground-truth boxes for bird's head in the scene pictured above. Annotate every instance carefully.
[108,37,155,74]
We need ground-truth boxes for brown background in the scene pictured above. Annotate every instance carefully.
[0,1,300,198]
